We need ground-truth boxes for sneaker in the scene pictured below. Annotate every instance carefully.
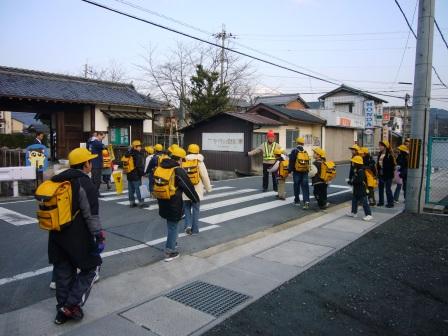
[376,203,384,207]
[59,305,84,321]
[49,281,56,290]
[369,202,376,206]
[185,227,192,235]
[164,251,180,262]
[293,201,300,206]
[302,202,310,210]
[138,203,147,208]
[54,310,70,325]
[279,196,286,200]
[386,204,394,208]
[394,200,399,204]
[129,203,137,208]
[363,215,373,221]
[347,212,357,218]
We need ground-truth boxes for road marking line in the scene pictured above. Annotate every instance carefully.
[201,191,277,211]
[100,190,128,196]
[200,189,352,224]
[0,199,35,205]
[286,182,350,189]
[143,189,256,211]
[0,207,38,226]
[0,224,220,286]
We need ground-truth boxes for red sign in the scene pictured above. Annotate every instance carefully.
[383,111,390,122]
[339,118,351,127]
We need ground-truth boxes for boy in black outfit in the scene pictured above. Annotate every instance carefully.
[311,147,328,210]
[347,155,373,221]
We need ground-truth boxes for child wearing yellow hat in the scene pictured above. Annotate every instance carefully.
[347,156,373,221]
[394,144,409,203]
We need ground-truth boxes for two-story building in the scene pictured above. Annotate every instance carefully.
[308,85,387,162]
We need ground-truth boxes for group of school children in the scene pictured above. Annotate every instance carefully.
[347,140,409,220]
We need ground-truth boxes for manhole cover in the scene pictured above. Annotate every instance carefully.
[165,281,251,317]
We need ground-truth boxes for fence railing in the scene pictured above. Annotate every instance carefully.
[425,137,448,205]
[0,147,26,167]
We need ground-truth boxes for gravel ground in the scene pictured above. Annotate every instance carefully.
[205,213,448,336]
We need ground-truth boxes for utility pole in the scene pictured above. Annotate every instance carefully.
[406,0,435,213]
[213,24,234,86]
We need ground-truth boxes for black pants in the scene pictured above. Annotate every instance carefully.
[313,183,327,209]
[91,168,102,195]
[263,163,277,191]
[54,261,98,309]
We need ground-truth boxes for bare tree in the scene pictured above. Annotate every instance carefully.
[80,60,127,83]
[135,40,256,122]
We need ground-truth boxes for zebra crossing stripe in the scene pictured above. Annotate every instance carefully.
[0,207,37,226]
[143,189,256,211]
[0,224,220,286]
[104,186,235,203]
[201,191,277,211]
[100,190,128,196]
[200,189,352,225]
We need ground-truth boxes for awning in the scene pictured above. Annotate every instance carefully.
[102,110,152,120]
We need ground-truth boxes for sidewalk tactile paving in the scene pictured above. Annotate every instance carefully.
[165,281,251,317]
[121,296,215,336]
[256,240,333,267]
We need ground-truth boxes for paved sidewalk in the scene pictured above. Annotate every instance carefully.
[0,202,404,336]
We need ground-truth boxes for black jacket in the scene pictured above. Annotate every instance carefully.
[396,152,408,179]
[88,139,105,169]
[352,167,368,197]
[311,159,324,185]
[288,145,307,173]
[126,149,145,181]
[157,158,199,222]
[48,169,102,269]
[376,150,396,180]
[363,154,377,175]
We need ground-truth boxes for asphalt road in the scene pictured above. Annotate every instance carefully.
[204,212,448,336]
[0,165,350,313]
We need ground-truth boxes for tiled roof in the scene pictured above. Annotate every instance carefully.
[318,85,388,103]
[102,110,152,120]
[225,112,283,126]
[254,93,309,108]
[0,66,164,108]
[307,101,322,109]
[249,103,326,124]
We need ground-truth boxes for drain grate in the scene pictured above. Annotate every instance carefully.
[165,281,251,317]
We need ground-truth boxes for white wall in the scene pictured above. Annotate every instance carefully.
[94,107,109,132]
[143,119,153,133]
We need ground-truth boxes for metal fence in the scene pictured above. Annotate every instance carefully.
[425,137,448,205]
[0,147,26,167]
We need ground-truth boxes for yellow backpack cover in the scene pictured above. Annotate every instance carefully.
[365,169,378,188]
[295,150,310,172]
[153,167,177,200]
[121,155,135,174]
[320,161,337,183]
[182,159,200,185]
[279,160,290,179]
[35,181,79,231]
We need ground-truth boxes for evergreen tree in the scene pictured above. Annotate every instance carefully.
[185,65,229,123]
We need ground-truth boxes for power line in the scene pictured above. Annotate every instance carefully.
[111,0,341,85]
[435,19,448,50]
[393,0,448,88]
[80,0,340,86]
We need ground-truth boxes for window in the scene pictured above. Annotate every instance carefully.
[252,132,278,148]
[334,103,354,113]
[286,129,300,150]
[110,127,129,146]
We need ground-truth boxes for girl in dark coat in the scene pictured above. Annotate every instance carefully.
[376,140,396,208]
[394,145,409,202]
[347,156,373,221]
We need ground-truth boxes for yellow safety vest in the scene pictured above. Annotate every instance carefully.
[263,142,277,161]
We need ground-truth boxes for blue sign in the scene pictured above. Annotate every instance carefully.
[25,144,49,172]
[364,100,375,129]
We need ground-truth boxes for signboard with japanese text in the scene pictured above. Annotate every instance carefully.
[364,100,374,128]
[202,133,244,152]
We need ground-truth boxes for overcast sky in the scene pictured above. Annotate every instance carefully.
[1,0,447,108]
